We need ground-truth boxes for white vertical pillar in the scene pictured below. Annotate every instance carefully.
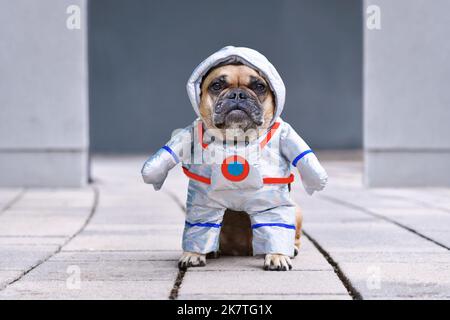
[0,0,89,187]
[364,0,450,187]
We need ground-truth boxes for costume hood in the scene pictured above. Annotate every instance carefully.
[186,46,286,126]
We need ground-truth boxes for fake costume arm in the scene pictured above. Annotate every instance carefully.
[141,126,191,191]
[280,122,328,195]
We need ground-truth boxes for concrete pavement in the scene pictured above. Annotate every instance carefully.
[0,152,449,299]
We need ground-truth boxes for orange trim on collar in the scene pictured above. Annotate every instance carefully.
[260,122,280,149]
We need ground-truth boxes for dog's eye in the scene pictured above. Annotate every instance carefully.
[210,82,222,91]
[255,83,266,92]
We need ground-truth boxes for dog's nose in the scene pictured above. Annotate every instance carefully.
[226,89,249,100]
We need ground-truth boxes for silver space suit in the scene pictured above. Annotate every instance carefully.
[141,46,328,257]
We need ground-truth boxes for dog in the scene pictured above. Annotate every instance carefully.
[141,46,327,271]
[178,63,302,270]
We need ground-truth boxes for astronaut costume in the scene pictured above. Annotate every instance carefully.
[142,46,328,257]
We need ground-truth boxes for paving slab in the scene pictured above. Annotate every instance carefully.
[0,244,60,270]
[302,222,445,253]
[0,188,95,290]
[179,270,348,297]
[339,261,450,299]
[0,236,66,246]
[373,188,450,212]
[48,250,181,262]
[20,260,178,282]
[63,226,183,251]
[326,251,450,299]
[0,280,173,300]
[0,215,89,237]
[10,189,94,209]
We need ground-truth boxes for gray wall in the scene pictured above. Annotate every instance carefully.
[0,0,89,187]
[89,0,362,153]
[364,0,450,187]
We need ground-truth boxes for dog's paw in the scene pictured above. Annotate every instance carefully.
[264,254,292,271]
[178,252,206,270]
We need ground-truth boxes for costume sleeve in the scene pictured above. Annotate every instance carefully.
[141,124,192,191]
[280,122,328,195]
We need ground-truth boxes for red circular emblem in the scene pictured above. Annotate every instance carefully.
[221,155,250,182]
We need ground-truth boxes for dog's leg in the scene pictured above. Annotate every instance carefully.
[264,254,293,271]
[178,251,206,270]
[294,205,303,257]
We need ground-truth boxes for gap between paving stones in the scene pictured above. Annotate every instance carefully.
[302,230,362,300]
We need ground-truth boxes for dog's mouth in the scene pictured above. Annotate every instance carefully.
[213,101,263,130]
[225,109,249,124]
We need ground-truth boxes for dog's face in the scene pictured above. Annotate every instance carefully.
[199,64,275,135]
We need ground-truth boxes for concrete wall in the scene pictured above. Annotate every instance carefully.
[0,0,89,187]
[364,0,450,186]
[89,0,362,153]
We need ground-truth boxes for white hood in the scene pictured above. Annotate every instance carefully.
[186,46,286,126]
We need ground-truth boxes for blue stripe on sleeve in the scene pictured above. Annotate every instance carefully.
[162,145,179,163]
[292,149,313,167]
